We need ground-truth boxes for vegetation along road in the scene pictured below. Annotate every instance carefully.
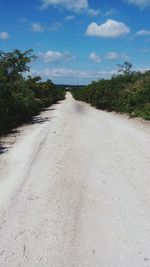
[0,93,150,267]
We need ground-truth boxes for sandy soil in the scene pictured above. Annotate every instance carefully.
[0,93,150,267]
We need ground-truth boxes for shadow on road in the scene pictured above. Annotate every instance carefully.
[0,143,8,154]
[27,105,56,125]
[27,116,50,125]
[43,107,56,111]
[9,129,20,135]
[0,109,54,155]
[74,102,85,114]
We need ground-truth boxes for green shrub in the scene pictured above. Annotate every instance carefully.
[0,49,65,135]
[71,71,150,120]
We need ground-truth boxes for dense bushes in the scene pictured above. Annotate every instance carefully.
[0,49,65,135]
[71,70,150,120]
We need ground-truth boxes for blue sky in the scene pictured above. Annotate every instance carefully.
[0,0,150,84]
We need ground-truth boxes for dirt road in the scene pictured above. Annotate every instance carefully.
[0,93,150,267]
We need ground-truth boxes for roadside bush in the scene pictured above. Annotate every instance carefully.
[71,71,150,120]
[0,49,65,135]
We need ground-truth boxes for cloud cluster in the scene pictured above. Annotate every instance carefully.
[104,8,118,16]
[0,31,9,40]
[41,0,100,16]
[141,48,149,52]
[31,23,44,32]
[31,22,62,32]
[39,50,127,66]
[135,29,150,36]
[89,51,128,63]
[40,50,75,62]
[105,52,120,60]
[86,19,130,38]
[64,15,75,21]
[126,0,150,8]
[32,67,117,79]
[41,0,88,11]
[89,53,102,63]
[87,8,101,16]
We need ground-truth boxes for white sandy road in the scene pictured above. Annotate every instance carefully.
[0,93,150,267]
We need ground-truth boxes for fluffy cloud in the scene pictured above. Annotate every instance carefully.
[86,19,130,38]
[64,15,75,21]
[48,22,62,31]
[89,51,128,62]
[89,52,102,63]
[0,31,9,40]
[41,0,88,11]
[41,0,101,17]
[141,48,149,52]
[104,8,118,16]
[40,50,75,62]
[135,29,150,36]
[18,17,27,23]
[105,52,120,60]
[31,23,44,32]
[126,0,150,8]
[87,8,101,16]
[31,22,62,32]
[31,67,117,79]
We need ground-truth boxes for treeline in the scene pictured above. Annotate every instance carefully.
[71,64,150,120]
[0,49,65,135]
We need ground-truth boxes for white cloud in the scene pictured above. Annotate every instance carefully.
[31,23,44,32]
[31,22,62,32]
[64,15,75,21]
[89,52,102,63]
[48,22,62,31]
[105,52,120,60]
[0,31,9,40]
[31,67,117,79]
[141,48,149,52]
[135,29,150,36]
[18,17,27,23]
[40,50,76,62]
[126,0,150,8]
[104,8,118,16]
[41,0,101,16]
[87,8,101,16]
[86,19,130,38]
[104,51,129,60]
[89,51,128,61]
[41,0,88,11]
[104,52,129,60]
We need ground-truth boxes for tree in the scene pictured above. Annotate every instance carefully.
[0,49,65,135]
[117,61,133,75]
[0,49,35,81]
